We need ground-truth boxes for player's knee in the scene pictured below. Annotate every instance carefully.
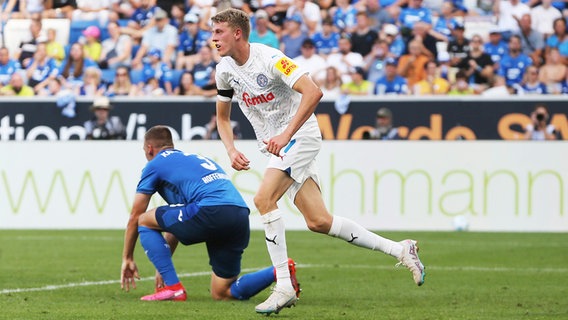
[253,193,272,213]
[306,216,332,234]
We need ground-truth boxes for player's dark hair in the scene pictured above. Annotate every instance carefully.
[145,125,174,149]
[211,8,250,40]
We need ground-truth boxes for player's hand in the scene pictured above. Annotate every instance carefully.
[263,134,291,157]
[154,270,165,292]
[229,148,250,171]
[121,259,140,292]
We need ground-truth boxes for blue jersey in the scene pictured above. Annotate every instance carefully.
[561,81,568,94]
[374,75,408,95]
[178,29,212,56]
[484,41,508,63]
[192,61,216,88]
[311,32,340,55]
[333,5,358,30]
[520,82,548,94]
[399,7,432,29]
[498,53,532,86]
[130,6,158,27]
[545,35,568,57]
[0,59,21,85]
[433,17,459,41]
[137,149,247,208]
[142,62,173,88]
[389,36,406,58]
[26,58,58,86]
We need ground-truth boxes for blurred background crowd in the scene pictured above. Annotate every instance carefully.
[0,0,567,99]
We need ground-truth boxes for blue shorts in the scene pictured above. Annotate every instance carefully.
[155,203,250,279]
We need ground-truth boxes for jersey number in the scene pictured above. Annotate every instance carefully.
[197,155,217,171]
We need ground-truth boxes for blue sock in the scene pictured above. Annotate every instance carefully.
[230,266,275,300]
[138,226,180,286]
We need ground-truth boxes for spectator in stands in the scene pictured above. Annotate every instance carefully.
[364,39,390,84]
[399,0,432,36]
[43,0,76,19]
[280,14,309,60]
[261,1,285,36]
[407,21,437,60]
[544,18,568,64]
[175,12,212,70]
[341,66,374,95]
[559,70,568,94]
[141,48,174,95]
[0,47,22,87]
[36,76,63,96]
[249,9,280,49]
[169,2,186,32]
[311,17,340,58]
[106,66,138,96]
[204,111,242,140]
[430,1,459,43]
[481,75,510,96]
[350,12,379,59]
[375,57,409,95]
[523,104,556,140]
[122,0,159,39]
[84,97,126,140]
[474,0,494,16]
[327,34,364,84]
[448,0,468,16]
[99,21,133,69]
[493,0,530,40]
[140,77,165,96]
[294,38,327,82]
[191,45,216,90]
[9,0,44,19]
[77,66,106,96]
[59,43,99,87]
[46,28,65,65]
[110,0,136,20]
[0,72,35,96]
[447,22,470,68]
[498,35,533,88]
[382,23,405,59]
[132,8,178,69]
[484,27,509,66]
[72,0,111,26]
[518,65,548,95]
[329,0,358,33]
[539,48,567,93]
[397,39,429,88]
[286,0,322,35]
[456,34,494,93]
[367,0,400,30]
[15,18,44,66]
[531,0,562,37]
[175,71,209,96]
[82,26,103,62]
[363,107,403,140]
[413,60,450,95]
[25,42,59,92]
[515,14,544,67]
[318,66,343,98]
[448,70,474,95]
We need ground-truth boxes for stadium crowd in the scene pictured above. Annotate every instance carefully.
[0,0,567,99]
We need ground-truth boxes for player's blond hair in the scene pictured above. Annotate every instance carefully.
[211,8,250,41]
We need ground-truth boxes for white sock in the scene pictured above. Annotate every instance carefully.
[328,216,403,259]
[261,209,293,290]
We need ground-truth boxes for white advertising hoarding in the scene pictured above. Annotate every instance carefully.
[0,141,566,231]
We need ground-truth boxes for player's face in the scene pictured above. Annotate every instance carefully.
[211,22,236,57]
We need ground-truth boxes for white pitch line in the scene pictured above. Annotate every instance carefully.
[1,264,566,295]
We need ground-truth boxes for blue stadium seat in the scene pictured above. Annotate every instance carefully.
[101,69,116,85]
[130,69,145,85]
[68,20,99,44]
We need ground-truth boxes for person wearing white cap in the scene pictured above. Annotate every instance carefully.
[249,9,280,49]
[83,97,126,140]
[176,12,212,70]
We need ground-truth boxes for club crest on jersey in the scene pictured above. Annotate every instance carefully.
[257,74,269,87]
[275,57,298,76]
[242,92,275,107]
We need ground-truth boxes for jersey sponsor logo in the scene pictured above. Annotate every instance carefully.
[275,57,298,76]
[257,74,268,87]
[242,92,275,107]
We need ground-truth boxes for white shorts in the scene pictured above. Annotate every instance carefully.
[267,134,322,201]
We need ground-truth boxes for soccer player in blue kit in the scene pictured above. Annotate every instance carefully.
[120,125,299,301]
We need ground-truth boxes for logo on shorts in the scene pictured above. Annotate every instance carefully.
[275,57,298,76]
[257,74,268,87]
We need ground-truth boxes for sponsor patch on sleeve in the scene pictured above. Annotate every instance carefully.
[275,57,298,76]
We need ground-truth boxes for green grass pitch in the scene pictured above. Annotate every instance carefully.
[1,230,567,320]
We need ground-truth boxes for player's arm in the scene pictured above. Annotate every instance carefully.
[121,192,152,291]
[264,74,323,156]
[216,98,250,170]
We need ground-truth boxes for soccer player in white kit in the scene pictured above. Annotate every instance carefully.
[210,8,426,315]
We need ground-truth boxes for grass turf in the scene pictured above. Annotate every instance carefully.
[0,230,567,320]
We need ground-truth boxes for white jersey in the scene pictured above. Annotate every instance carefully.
[216,43,321,154]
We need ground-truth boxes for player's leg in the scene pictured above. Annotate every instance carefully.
[294,178,426,286]
[137,206,186,301]
[253,168,299,314]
